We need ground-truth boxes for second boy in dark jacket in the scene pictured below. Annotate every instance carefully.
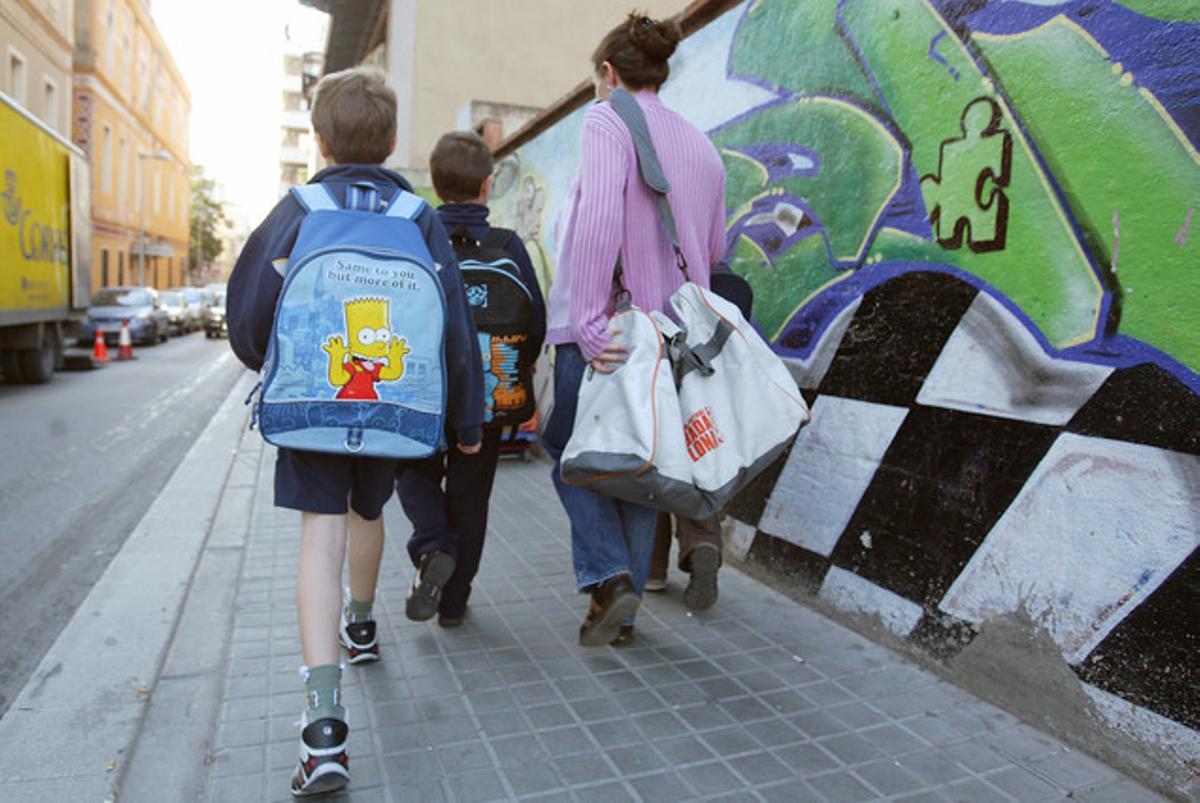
[400,131,546,627]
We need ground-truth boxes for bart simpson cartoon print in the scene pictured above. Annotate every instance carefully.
[323,297,410,400]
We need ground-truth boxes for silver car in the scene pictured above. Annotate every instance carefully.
[168,286,205,332]
[78,286,171,346]
[204,291,228,338]
[159,291,190,336]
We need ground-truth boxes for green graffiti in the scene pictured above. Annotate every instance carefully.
[842,0,1104,348]
[728,229,841,341]
[920,97,1012,253]
[714,97,905,264]
[974,16,1200,373]
[730,0,876,105]
[1116,0,1200,22]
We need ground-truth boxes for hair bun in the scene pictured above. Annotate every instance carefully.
[627,14,681,62]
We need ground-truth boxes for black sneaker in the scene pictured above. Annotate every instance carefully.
[406,550,455,622]
[290,715,349,796]
[339,610,379,664]
[684,545,720,611]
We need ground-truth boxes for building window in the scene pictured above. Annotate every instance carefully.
[121,13,133,94]
[101,249,110,287]
[153,167,161,215]
[167,174,175,221]
[117,137,128,207]
[105,2,116,71]
[8,48,27,106]
[102,125,113,195]
[118,251,125,285]
[43,78,57,129]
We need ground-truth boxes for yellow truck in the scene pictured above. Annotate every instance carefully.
[0,90,91,383]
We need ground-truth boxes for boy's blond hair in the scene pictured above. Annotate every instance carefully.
[311,67,397,165]
[430,131,493,203]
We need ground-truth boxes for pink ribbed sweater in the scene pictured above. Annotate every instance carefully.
[546,91,727,361]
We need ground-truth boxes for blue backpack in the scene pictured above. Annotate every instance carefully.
[250,180,448,459]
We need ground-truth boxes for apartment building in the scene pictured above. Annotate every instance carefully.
[299,0,683,183]
[72,0,191,291]
[1,0,74,135]
[279,13,326,197]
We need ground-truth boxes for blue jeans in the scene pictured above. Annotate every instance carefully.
[543,344,657,603]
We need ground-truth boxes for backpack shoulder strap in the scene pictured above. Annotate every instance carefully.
[290,183,339,213]
[384,189,426,221]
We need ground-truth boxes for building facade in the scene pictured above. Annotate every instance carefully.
[72,0,190,292]
[303,0,684,184]
[279,15,325,198]
[1,0,74,136]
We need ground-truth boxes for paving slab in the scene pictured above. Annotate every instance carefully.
[1,375,1173,802]
[189,412,1169,802]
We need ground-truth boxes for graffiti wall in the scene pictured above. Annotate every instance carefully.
[490,0,1199,780]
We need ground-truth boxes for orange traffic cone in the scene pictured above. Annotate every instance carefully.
[92,327,110,363]
[117,319,135,360]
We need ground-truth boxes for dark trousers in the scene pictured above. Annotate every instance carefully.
[397,428,503,618]
[650,512,723,580]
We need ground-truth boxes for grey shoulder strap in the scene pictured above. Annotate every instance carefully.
[608,89,685,266]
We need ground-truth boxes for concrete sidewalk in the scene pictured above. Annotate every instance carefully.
[0,374,1169,802]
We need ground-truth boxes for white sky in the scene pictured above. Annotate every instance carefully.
[153,0,328,225]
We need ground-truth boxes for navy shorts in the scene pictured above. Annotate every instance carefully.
[274,447,398,520]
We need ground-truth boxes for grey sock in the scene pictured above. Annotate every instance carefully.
[346,597,373,624]
[304,664,344,722]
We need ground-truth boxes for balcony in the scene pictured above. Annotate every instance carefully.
[279,145,311,166]
[281,109,311,131]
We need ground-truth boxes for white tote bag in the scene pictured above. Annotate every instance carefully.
[661,283,809,505]
[559,305,705,515]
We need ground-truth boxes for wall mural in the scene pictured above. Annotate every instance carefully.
[490,0,1199,775]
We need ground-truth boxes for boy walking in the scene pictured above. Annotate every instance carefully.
[227,68,483,796]
[398,131,546,627]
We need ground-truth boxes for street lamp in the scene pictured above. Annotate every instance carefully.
[137,149,171,287]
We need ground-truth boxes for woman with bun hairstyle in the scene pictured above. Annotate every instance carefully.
[541,12,728,647]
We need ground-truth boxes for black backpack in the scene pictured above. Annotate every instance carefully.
[452,226,538,427]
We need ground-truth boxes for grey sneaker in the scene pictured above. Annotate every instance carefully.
[683,546,720,611]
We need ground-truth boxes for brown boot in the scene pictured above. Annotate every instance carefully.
[579,575,640,646]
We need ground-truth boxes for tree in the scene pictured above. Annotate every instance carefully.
[189,166,228,274]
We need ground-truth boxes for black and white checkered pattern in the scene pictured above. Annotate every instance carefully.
[725,272,1200,737]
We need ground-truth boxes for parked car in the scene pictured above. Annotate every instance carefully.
[159,291,190,336]
[204,291,227,338]
[203,282,227,307]
[77,286,170,346]
[169,286,205,332]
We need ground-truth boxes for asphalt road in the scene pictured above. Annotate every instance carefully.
[0,331,245,716]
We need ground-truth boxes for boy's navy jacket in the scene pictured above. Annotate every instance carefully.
[438,202,547,359]
[228,165,485,447]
